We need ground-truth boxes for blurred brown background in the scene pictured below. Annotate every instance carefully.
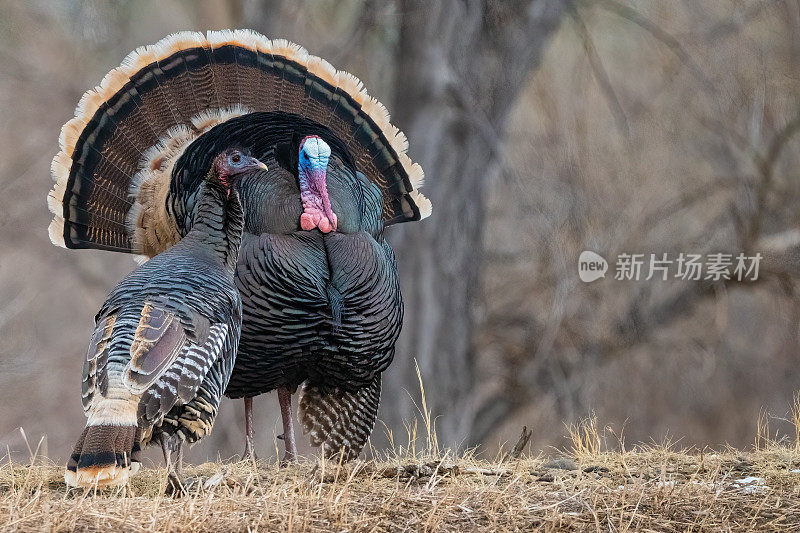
[2,0,800,465]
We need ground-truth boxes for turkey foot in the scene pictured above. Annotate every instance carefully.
[165,458,202,496]
[278,386,298,464]
[165,473,200,497]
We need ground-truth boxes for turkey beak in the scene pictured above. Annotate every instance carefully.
[250,157,268,171]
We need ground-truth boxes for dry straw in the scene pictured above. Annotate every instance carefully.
[4,381,800,530]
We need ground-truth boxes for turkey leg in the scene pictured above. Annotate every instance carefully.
[161,434,186,495]
[277,387,297,463]
[243,397,257,460]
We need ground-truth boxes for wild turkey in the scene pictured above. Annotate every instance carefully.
[47,30,431,462]
[63,149,260,487]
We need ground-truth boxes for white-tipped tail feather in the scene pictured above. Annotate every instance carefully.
[65,460,140,488]
[48,29,430,253]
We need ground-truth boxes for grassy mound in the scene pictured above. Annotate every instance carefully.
[3,434,800,531]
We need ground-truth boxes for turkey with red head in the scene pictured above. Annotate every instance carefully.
[65,149,258,488]
[48,30,431,462]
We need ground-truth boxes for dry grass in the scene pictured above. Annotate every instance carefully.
[5,373,800,531]
[4,419,800,532]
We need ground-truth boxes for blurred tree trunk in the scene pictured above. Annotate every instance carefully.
[386,0,569,446]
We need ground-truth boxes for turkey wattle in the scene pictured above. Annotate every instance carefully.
[64,149,260,488]
[47,30,431,462]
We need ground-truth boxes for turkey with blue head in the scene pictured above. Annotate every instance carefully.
[64,148,262,489]
[48,30,431,462]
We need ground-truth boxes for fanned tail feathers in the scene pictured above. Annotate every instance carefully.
[49,29,430,256]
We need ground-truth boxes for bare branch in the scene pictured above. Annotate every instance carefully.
[569,6,629,137]
[744,112,800,249]
[504,426,533,461]
[598,0,714,91]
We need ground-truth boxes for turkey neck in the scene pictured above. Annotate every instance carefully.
[187,182,244,271]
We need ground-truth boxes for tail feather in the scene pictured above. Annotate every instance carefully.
[48,29,429,256]
[298,375,381,461]
[65,425,141,487]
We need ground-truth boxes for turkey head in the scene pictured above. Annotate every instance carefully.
[210,149,268,195]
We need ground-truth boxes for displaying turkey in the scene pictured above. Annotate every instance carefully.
[63,149,260,488]
[48,30,431,462]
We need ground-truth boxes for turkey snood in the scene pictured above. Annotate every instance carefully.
[298,135,337,233]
